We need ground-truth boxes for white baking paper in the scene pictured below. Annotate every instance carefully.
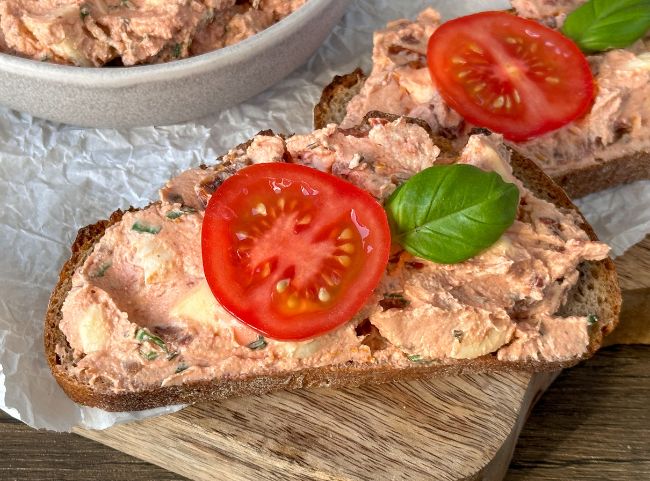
[1,0,648,432]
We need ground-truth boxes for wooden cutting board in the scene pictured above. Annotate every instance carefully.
[75,238,649,481]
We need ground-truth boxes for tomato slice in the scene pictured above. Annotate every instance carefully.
[427,11,594,141]
[201,162,391,341]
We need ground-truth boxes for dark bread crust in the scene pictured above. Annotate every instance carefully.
[314,70,650,198]
[45,115,621,412]
[553,151,650,199]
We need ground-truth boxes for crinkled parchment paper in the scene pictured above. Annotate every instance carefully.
[1,0,648,432]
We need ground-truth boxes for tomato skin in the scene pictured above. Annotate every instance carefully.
[427,11,595,142]
[201,162,391,341]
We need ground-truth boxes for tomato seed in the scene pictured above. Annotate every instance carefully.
[318,288,331,303]
[338,228,353,240]
[336,255,351,267]
[260,262,271,278]
[252,203,267,216]
[468,43,483,54]
[339,243,355,254]
[276,279,290,293]
[296,214,311,225]
[287,294,299,309]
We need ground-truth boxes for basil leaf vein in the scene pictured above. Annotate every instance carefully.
[563,0,650,52]
[385,165,519,264]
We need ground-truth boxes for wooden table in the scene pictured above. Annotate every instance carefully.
[2,238,649,481]
[1,345,648,480]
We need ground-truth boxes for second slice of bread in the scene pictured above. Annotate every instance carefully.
[314,65,650,199]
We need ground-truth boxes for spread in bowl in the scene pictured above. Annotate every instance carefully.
[0,0,307,66]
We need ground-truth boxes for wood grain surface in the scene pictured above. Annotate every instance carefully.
[2,237,649,480]
[75,371,543,481]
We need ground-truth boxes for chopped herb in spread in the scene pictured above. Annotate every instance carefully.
[166,211,184,220]
[166,351,179,361]
[140,350,158,361]
[131,221,162,235]
[80,6,90,19]
[91,261,112,278]
[172,43,182,58]
[453,329,464,342]
[175,363,189,374]
[587,314,599,325]
[247,336,267,350]
[379,293,410,310]
[166,206,197,220]
[407,354,425,363]
[135,328,168,352]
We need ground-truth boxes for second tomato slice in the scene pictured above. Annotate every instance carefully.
[427,11,595,141]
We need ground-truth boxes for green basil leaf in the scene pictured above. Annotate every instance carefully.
[385,165,519,264]
[562,0,650,53]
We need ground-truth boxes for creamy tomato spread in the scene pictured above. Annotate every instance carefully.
[59,118,608,393]
[0,0,306,66]
[341,4,650,179]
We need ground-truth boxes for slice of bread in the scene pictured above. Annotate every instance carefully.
[314,70,650,199]
[45,114,620,412]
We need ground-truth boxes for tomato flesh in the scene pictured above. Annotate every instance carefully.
[201,162,391,341]
[427,11,595,141]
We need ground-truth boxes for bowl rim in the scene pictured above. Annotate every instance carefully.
[0,0,330,87]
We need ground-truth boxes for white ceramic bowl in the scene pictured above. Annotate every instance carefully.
[0,0,350,128]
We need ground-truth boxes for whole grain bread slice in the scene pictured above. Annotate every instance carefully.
[314,70,650,198]
[45,114,621,412]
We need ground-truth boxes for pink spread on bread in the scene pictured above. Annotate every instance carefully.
[58,118,609,393]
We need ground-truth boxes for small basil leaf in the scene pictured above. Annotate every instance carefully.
[563,0,650,53]
[385,164,519,264]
